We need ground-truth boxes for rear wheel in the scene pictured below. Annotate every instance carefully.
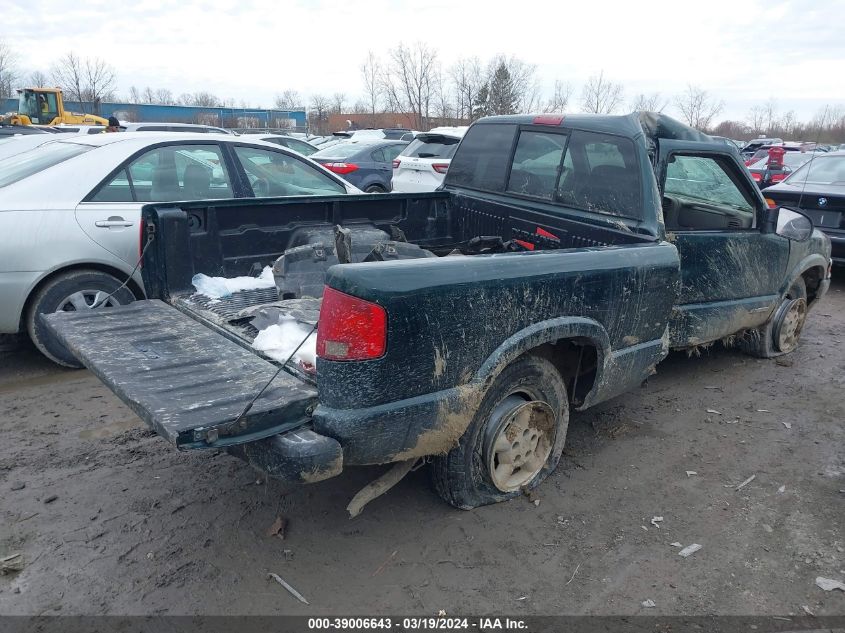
[432,355,569,509]
[741,277,807,358]
[27,270,135,368]
[364,184,386,193]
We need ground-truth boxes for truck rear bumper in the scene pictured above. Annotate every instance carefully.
[312,385,477,465]
[228,427,343,485]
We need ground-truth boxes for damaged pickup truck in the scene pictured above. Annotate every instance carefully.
[44,113,832,510]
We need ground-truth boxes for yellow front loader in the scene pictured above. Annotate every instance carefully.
[2,88,109,126]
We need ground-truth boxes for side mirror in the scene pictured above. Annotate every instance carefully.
[775,207,813,242]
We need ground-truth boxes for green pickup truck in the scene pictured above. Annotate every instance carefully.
[45,113,832,509]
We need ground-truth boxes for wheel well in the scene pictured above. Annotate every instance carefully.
[527,338,599,407]
[801,266,825,305]
[19,263,145,331]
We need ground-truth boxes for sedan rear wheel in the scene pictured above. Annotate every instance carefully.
[27,269,136,368]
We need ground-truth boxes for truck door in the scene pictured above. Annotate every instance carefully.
[656,140,790,347]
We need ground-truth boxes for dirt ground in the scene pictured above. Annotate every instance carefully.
[0,279,843,617]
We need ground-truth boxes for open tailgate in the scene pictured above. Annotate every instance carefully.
[42,300,317,450]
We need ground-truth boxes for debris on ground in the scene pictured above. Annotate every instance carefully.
[266,516,287,540]
[0,553,24,575]
[283,549,293,562]
[670,542,683,547]
[735,474,756,491]
[706,409,722,415]
[651,516,663,528]
[641,599,656,608]
[347,459,417,518]
[782,422,792,429]
[43,494,58,504]
[372,550,397,577]
[678,543,703,558]
[268,572,309,605]
[802,605,815,617]
[815,576,845,592]
[565,562,582,585]
[686,471,697,477]
[778,485,786,493]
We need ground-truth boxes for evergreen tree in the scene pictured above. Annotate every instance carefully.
[487,62,518,115]
[472,83,490,120]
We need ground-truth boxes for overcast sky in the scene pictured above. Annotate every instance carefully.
[5,0,844,122]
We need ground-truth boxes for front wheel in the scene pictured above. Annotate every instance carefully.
[27,269,136,368]
[741,277,807,358]
[431,355,569,509]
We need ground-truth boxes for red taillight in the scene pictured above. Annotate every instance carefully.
[317,287,387,361]
[770,173,787,183]
[323,162,359,175]
[533,114,564,126]
[392,159,401,169]
[431,162,449,174]
[751,172,762,182]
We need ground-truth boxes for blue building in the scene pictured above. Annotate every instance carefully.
[3,98,307,131]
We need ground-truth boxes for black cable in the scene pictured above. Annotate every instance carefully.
[90,229,154,310]
[230,321,318,429]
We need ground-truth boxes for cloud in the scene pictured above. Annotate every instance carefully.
[4,0,844,121]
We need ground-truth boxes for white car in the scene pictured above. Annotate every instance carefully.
[391,126,467,192]
[0,132,359,366]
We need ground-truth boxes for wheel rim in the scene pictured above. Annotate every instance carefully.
[774,297,807,353]
[56,290,123,313]
[484,396,556,493]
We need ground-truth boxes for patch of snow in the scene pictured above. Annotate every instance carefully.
[191,266,275,299]
[252,314,316,366]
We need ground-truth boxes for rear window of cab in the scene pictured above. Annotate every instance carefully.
[445,123,642,219]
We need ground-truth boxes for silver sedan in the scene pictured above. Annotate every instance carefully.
[0,132,358,366]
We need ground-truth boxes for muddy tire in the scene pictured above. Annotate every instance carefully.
[741,277,807,358]
[431,355,569,509]
[27,270,135,368]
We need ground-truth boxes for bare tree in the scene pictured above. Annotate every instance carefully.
[629,92,667,112]
[747,104,766,134]
[28,70,49,88]
[51,52,116,112]
[580,71,624,114]
[449,57,483,121]
[0,40,18,99]
[331,92,347,114]
[274,89,302,110]
[127,86,142,103]
[360,51,382,123]
[180,92,220,107]
[154,88,174,105]
[544,80,573,113]
[82,57,116,109]
[51,52,86,107]
[383,42,439,129]
[309,93,331,134]
[674,84,723,130]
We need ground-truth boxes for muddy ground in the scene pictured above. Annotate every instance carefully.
[0,279,843,617]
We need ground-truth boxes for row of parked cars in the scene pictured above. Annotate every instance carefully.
[738,139,844,265]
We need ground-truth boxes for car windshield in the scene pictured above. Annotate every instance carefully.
[784,155,845,185]
[311,142,371,159]
[0,142,92,188]
[402,135,461,159]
